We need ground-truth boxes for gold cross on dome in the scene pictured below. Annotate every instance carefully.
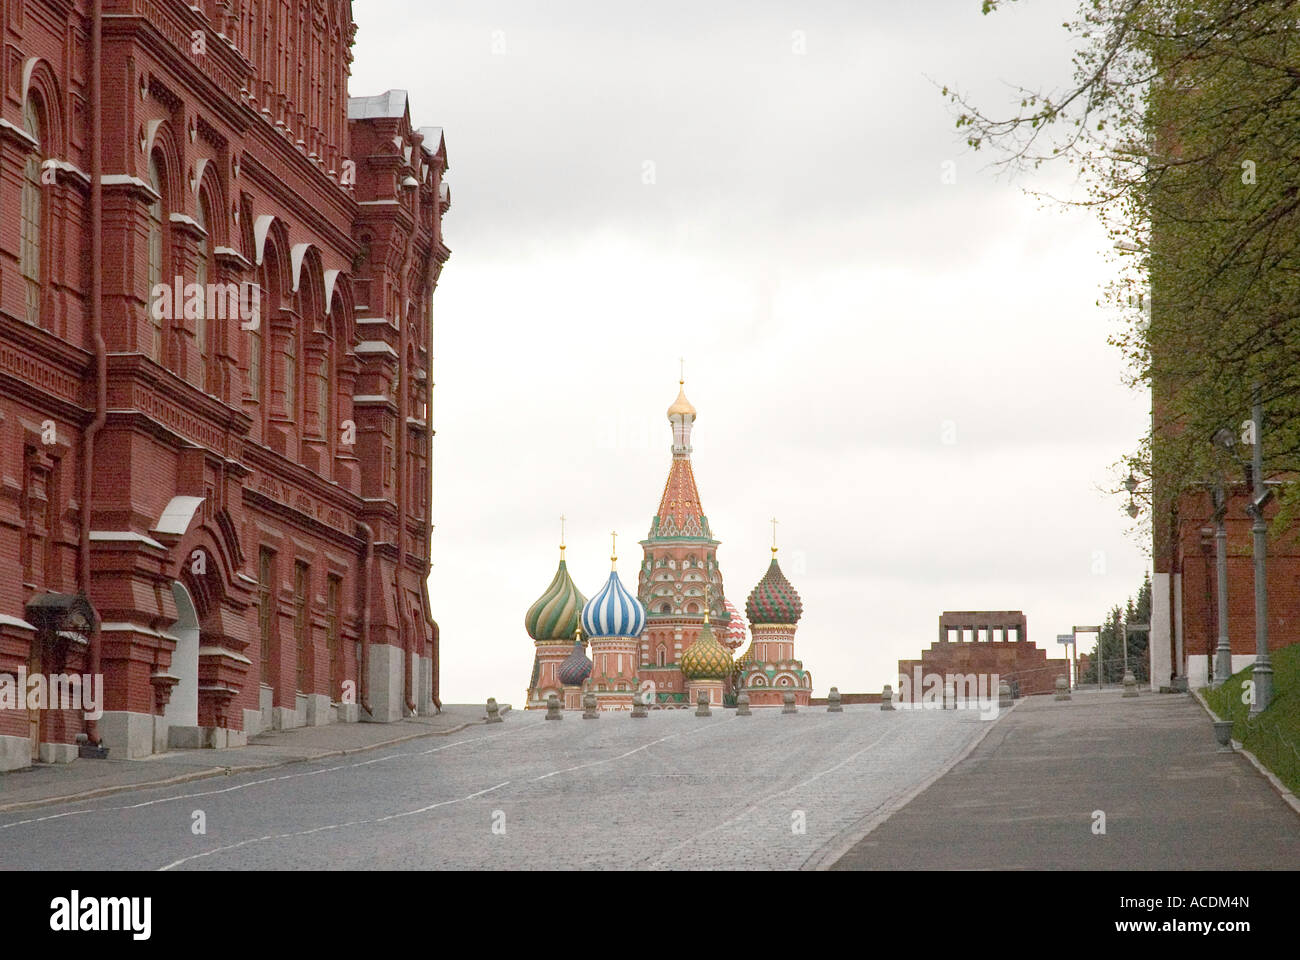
[771,517,779,554]
[610,530,617,557]
[560,514,566,547]
[679,357,685,384]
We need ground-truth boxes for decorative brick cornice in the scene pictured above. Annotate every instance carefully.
[0,315,92,416]
[105,353,252,456]
[0,117,39,152]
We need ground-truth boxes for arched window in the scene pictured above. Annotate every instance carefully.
[316,347,331,441]
[20,96,43,327]
[248,302,263,401]
[194,195,211,391]
[657,644,667,667]
[284,322,297,417]
[249,257,271,405]
[147,153,167,362]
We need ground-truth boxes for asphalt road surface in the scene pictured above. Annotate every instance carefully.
[833,691,1300,870]
[0,705,990,870]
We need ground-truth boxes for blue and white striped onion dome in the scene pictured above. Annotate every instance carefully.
[581,570,647,638]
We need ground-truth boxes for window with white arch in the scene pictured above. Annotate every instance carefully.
[194,193,212,392]
[20,95,42,328]
[147,152,167,362]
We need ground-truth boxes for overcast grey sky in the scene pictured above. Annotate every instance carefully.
[350,0,1150,705]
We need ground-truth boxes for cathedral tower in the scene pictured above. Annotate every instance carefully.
[739,544,812,706]
[581,535,646,710]
[637,379,730,706]
[524,544,586,709]
[680,598,733,707]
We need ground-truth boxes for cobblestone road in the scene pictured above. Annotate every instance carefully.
[0,706,994,870]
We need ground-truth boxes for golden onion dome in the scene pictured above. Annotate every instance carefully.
[667,382,696,419]
[680,618,732,681]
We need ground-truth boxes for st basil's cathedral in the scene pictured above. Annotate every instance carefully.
[524,381,814,710]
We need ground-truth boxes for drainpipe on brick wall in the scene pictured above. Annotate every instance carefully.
[80,0,106,746]
[398,286,416,717]
[431,619,440,712]
[356,520,374,719]
[427,280,440,714]
[1169,537,1180,684]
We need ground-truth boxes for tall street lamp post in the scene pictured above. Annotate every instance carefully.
[1203,461,1233,689]
[1246,387,1273,716]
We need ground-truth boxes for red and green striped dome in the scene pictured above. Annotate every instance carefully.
[745,557,802,625]
[525,555,587,642]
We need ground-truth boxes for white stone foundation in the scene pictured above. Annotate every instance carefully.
[259,685,273,732]
[0,734,31,771]
[418,655,436,715]
[37,742,77,764]
[304,693,331,726]
[364,643,404,722]
[271,705,300,731]
[99,710,154,759]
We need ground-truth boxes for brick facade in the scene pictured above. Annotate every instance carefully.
[0,0,450,770]
[898,611,1070,700]
[1153,483,1300,689]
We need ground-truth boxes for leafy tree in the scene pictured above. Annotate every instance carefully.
[1125,571,1153,681]
[945,1,1300,525]
[1080,572,1152,683]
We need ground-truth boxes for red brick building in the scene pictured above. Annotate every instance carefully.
[897,611,1071,701]
[1151,483,1300,690]
[0,0,450,770]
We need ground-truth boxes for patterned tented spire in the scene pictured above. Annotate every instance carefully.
[649,380,711,539]
[650,458,711,539]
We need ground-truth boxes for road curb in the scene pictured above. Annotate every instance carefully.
[803,699,1020,870]
[1190,688,1300,819]
[0,720,478,814]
